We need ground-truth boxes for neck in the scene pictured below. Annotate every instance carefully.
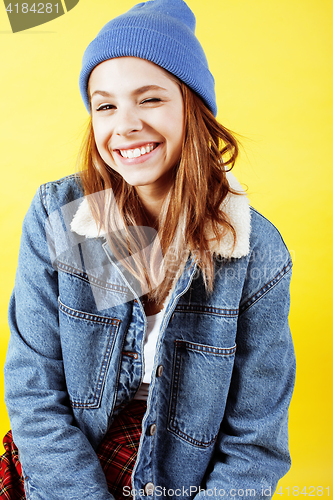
[135,184,169,228]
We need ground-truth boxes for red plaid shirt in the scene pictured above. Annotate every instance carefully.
[0,400,146,500]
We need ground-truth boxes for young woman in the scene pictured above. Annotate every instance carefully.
[1,0,295,499]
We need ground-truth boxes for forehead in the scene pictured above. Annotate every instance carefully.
[88,57,180,96]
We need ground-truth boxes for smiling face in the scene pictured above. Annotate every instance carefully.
[89,57,184,201]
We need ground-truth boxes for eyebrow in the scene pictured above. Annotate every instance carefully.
[90,85,168,99]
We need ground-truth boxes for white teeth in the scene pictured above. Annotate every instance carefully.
[119,143,155,158]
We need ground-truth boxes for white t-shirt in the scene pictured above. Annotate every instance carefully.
[134,309,165,401]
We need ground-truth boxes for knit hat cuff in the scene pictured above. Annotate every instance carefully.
[80,25,216,116]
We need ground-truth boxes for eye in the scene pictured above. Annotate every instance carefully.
[140,98,162,105]
[95,103,116,112]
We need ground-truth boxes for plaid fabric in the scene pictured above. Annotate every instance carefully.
[0,399,146,500]
[97,400,147,500]
[0,431,25,500]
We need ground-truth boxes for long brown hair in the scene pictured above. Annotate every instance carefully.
[77,83,239,305]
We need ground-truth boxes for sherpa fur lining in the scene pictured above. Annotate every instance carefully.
[70,171,251,259]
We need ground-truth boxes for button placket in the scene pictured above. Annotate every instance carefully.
[145,482,155,496]
[156,365,163,377]
[149,423,157,436]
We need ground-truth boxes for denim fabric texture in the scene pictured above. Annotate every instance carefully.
[4,175,295,500]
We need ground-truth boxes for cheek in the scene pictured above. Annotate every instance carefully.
[92,120,106,148]
[159,109,184,153]
[169,101,184,153]
[92,121,114,159]
[169,118,184,157]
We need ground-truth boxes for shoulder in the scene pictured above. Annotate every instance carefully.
[22,175,85,244]
[236,207,293,313]
[38,174,84,214]
[212,173,290,267]
[249,206,289,245]
[248,206,291,267]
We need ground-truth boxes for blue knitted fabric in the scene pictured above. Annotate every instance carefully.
[79,0,217,116]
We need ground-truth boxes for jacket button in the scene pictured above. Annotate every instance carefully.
[156,365,163,377]
[145,482,155,495]
[149,423,157,436]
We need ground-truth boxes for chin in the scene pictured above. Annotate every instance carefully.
[123,174,160,187]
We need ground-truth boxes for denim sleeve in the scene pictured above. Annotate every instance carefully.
[194,251,295,498]
[4,187,114,500]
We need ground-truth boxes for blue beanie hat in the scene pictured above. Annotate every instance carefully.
[79,0,217,116]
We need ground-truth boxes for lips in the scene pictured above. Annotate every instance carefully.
[114,142,159,160]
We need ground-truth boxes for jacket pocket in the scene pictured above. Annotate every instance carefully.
[168,340,236,448]
[58,300,120,409]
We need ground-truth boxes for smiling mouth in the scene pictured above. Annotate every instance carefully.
[116,143,159,159]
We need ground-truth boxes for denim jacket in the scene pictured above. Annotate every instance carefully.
[4,173,295,500]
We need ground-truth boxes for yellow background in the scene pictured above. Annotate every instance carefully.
[0,0,332,495]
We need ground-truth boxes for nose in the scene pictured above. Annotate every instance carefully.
[114,106,143,136]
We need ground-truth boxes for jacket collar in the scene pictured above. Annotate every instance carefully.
[70,171,251,259]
